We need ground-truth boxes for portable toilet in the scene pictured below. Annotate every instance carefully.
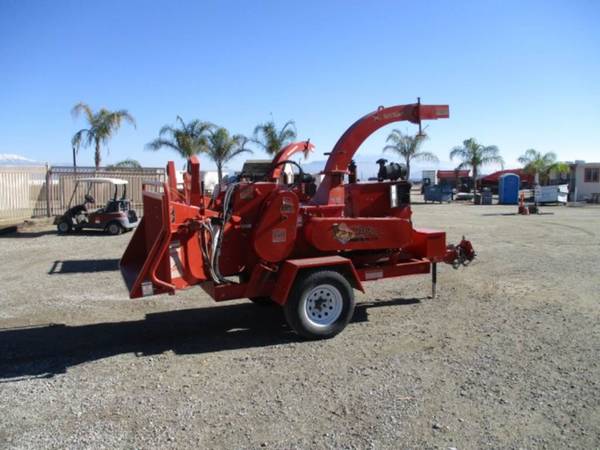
[499,173,520,204]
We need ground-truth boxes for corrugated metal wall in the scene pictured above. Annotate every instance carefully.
[0,166,47,221]
[0,166,165,222]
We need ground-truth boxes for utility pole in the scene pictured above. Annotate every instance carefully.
[45,163,51,217]
[72,144,77,174]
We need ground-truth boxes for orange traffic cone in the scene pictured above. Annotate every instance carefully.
[518,191,529,215]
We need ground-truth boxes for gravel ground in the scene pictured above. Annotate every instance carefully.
[1,202,599,449]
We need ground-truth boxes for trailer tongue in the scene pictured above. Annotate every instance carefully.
[121,100,475,339]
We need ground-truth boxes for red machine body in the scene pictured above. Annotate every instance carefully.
[121,100,475,338]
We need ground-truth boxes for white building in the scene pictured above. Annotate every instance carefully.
[570,161,600,202]
[175,170,226,194]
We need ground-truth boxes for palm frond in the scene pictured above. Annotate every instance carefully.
[543,151,557,164]
[225,146,253,162]
[385,129,403,145]
[149,116,212,158]
[107,158,142,169]
[383,129,431,163]
[146,138,184,154]
[176,115,187,131]
[114,109,136,128]
[70,103,135,168]
[253,119,297,155]
[481,154,505,169]
[518,148,540,165]
[450,138,503,183]
[518,148,566,181]
[278,120,297,142]
[159,125,177,137]
[413,151,439,163]
[449,146,469,160]
[550,161,570,174]
[71,102,94,122]
[71,128,91,149]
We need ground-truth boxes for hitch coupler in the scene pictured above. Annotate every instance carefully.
[444,237,476,269]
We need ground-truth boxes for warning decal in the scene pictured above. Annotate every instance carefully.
[272,228,287,243]
[169,240,184,279]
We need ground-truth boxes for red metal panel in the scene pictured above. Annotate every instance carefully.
[404,228,447,261]
[304,217,413,251]
[166,161,177,193]
[181,156,203,207]
[120,189,173,298]
[356,259,430,282]
[200,281,248,302]
[120,184,209,299]
[271,256,364,305]
[218,182,277,276]
[252,190,299,262]
[346,181,392,217]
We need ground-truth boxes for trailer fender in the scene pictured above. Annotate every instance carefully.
[271,256,364,305]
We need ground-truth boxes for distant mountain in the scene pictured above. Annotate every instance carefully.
[0,153,43,166]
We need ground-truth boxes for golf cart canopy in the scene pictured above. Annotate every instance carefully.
[76,177,128,185]
[68,177,130,207]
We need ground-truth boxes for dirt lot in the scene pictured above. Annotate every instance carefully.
[1,202,599,449]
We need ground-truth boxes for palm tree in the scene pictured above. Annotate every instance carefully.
[383,129,438,180]
[71,102,136,169]
[450,138,504,194]
[146,116,214,158]
[107,158,142,170]
[517,149,570,185]
[253,120,297,155]
[205,128,252,184]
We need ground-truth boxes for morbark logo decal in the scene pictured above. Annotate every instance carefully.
[332,223,377,244]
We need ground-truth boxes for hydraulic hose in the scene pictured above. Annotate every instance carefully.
[203,182,239,284]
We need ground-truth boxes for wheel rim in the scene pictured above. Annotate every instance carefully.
[109,224,119,233]
[302,284,343,327]
[58,222,68,232]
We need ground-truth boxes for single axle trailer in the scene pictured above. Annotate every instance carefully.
[121,99,475,339]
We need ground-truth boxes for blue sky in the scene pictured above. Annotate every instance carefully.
[0,0,598,174]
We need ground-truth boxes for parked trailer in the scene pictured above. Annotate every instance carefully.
[535,184,569,204]
[424,184,453,203]
[421,169,437,193]
[121,100,475,339]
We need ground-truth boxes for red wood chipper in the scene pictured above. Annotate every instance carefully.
[121,100,475,339]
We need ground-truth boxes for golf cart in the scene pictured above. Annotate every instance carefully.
[55,178,139,235]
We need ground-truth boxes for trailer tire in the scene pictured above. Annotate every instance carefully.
[284,270,355,340]
[106,221,123,236]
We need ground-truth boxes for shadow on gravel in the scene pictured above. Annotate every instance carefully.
[481,212,555,217]
[0,229,56,238]
[0,297,421,381]
[48,258,120,274]
[0,229,122,238]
